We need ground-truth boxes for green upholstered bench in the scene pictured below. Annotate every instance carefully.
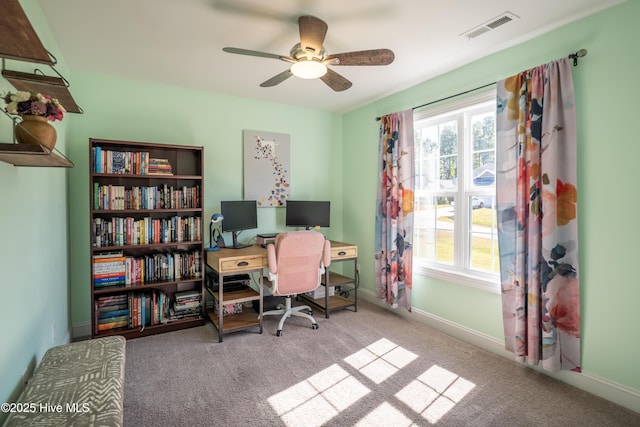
[5,336,126,427]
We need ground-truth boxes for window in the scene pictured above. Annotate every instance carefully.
[413,91,499,291]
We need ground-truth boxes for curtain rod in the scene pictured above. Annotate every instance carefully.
[375,48,587,121]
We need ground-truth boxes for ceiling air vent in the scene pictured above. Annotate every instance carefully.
[461,11,519,40]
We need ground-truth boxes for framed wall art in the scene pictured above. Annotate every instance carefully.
[243,129,290,207]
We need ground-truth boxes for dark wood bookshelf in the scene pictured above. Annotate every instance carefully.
[89,138,205,339]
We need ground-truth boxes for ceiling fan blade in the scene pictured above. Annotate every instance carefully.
[260,69,294,87]
[223,47,294,63]
[319,68,352,92]
[298,15,328,55]
[326,49,395,66]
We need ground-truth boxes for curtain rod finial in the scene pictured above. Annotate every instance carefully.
[569,48,587,66]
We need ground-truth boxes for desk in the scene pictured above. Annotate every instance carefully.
[300,241,358,318]
[205,245,266,342]
[205,241,358,341]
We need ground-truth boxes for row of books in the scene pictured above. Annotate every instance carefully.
[93,183,200,211]
[93,147,174,175]
[94,289,201,333]
[92,216,201,247]
[93,251,203,288]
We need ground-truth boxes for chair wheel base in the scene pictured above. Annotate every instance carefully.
[276,330,283,337]
[311,323,319,330]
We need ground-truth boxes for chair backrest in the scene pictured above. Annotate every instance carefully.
[267,230,330,296]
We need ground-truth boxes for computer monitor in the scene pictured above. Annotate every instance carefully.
[220,200,257,249]
[285,200,330,229]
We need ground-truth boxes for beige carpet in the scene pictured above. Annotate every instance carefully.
[123,300,639,426]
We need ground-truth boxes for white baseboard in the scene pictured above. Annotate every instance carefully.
[358,289,640,414]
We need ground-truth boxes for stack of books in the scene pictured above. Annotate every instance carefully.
[95,295,129,333]
[148,158,173,175]
[93,252,126,288]
[170,290,201,320]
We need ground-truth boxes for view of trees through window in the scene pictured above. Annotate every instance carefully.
[413,94,499,282]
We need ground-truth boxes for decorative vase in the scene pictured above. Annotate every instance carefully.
[15,115,57,150]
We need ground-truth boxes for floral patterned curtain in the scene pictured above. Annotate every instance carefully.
[375,110,414,312]
[496,57,581,372]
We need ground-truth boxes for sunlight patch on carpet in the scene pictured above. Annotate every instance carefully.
[268,364,370,427]
[344,338,418,384]
[395,365,476,423]
[267,338,474,426]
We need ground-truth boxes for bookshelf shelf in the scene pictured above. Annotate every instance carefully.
[92,241,203,251]
[92,208,202,215]
[92,173,202,180]
[90,138,205,339]
[95,317,204,339]
[92,277,203,295]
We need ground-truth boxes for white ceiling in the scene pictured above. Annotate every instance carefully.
[36,0,624,113]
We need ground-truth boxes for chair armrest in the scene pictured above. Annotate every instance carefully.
[323,240,331,268]
[267,243,277,274]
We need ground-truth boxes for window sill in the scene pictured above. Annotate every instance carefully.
[414,263,500,294]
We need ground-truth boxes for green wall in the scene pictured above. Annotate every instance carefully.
[65,74,344,328]
[2,0,639,419]
[0,2,71,423]
[343,0,640,395]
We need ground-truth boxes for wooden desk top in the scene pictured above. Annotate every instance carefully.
[206,245,268,274]
[206,241,357,274]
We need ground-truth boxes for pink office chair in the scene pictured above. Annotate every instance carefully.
[261,230,331,336]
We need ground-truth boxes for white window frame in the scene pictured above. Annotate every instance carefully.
[413,90,499,293]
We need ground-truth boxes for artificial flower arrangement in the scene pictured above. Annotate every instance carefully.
[3,90,65,121]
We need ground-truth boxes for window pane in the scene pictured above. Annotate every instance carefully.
[436,202,454,265]
[469,234,499,273]
[415,121,458,191]
[469,196,499,273]
[439,120,458,190]
[414,195,454,265]
[471,112,495,190]
[416,157,438,191]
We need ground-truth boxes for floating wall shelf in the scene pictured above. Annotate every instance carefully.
[0,0,80,168]
[0,142,73,168]
[0,0,53,65]
[2,70,82,114]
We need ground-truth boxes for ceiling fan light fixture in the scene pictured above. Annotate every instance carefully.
[291,60,327,79]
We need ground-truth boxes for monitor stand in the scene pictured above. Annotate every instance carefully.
[230,231,250,249]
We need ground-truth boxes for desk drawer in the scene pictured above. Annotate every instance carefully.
[220,256,266,272]
[331,246,357,259]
